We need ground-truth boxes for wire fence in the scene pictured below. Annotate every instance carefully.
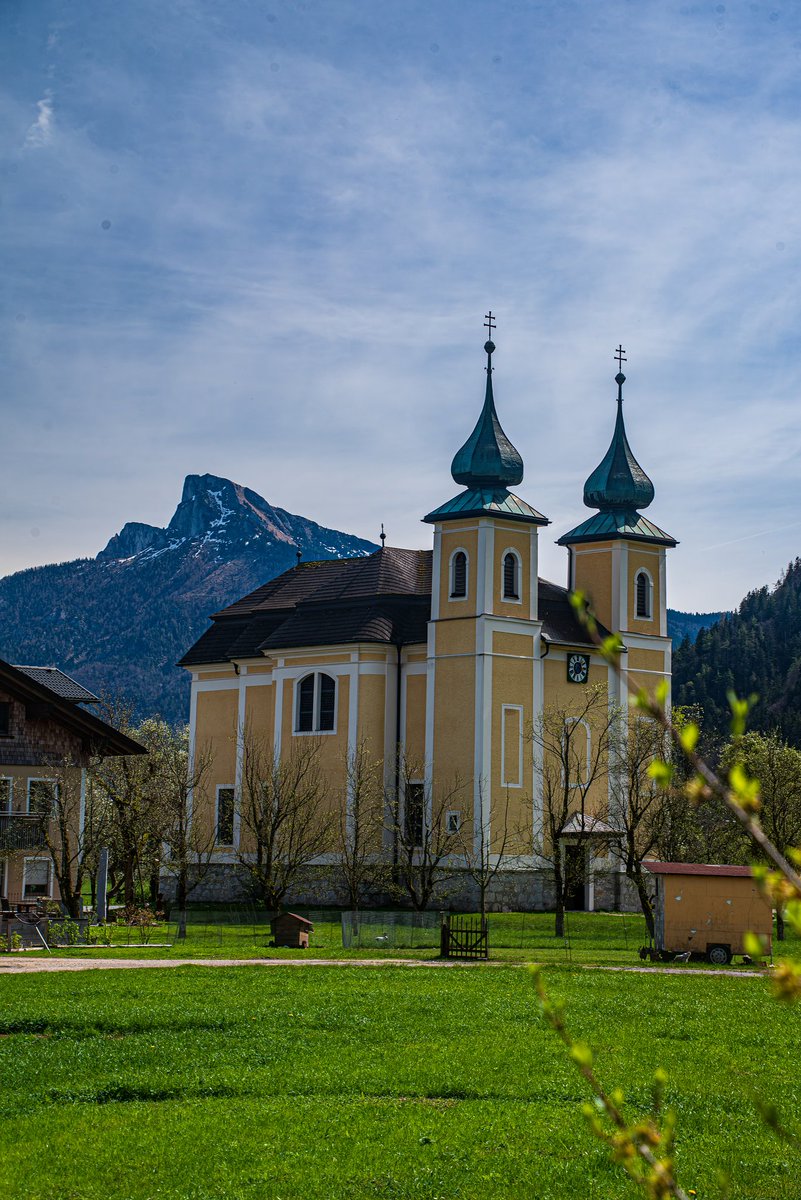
[341,910,441,950]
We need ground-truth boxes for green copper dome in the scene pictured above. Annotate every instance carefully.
[583,372,654,511]
[450,340,524,488]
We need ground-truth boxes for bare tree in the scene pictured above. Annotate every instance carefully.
[456,783,532,920]
[388,757,465,911]
[236,727,332,909]
[335,740,389,910]
[92,706,165,908]
[530,684,619,937]
[607,715,668,937]
[32,761,112,918]
[156,726,216,933]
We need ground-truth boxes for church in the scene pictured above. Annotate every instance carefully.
[179,322,676,911]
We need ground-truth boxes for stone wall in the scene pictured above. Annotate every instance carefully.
[162,862,646,916]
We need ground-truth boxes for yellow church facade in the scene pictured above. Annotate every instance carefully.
[179,331,675,911]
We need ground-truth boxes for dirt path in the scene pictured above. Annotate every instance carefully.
[0,955,488,974]
[582,964,767,979]
[0,956,768,977]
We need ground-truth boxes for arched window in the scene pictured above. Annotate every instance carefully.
[450,550,467,599]
[296,672,337,733]
[635,570,652,619]
[502,552,520,600]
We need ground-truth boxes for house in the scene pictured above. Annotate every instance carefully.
[0,658,145,911]
[178,329,676,910]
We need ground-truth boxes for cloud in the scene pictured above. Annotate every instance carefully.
[5,2,801,610]
[25,91,53,147]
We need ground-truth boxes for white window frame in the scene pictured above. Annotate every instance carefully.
[445,810,461,835]
[293,672,338,736]
[0,777,12,813]
[563,718,591,789]
[500,548,523,604]
[501,704,524,788]
[634,569,653,620]
[27,777,58,816]
[22,857,51,900]
[215,785,235,846]
[448,548,469,601]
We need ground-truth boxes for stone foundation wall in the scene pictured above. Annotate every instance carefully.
[161,863,648,916]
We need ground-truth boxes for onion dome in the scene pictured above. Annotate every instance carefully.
[583,372,654,511]
[450,339,524,488]
[558,359,676,548]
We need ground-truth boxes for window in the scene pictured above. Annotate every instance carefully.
[449,550,467,599]
[28,779,58,816]
[635,570,652,619]
[502,552,520,600]
[405,782,424,846]
[23,858,50,898]
[0,702,10,737]
[295,673,336,733]
[446,810,461,835]
[0,778,11,813]
[216,786,235,846]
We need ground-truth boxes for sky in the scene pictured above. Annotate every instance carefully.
[3,0,801,612]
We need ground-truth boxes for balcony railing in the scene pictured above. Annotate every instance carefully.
[0,813,47,851]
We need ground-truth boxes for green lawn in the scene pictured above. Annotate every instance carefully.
[1,964,799,1199]
[44,907,798,968]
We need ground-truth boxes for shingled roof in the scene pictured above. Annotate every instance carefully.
[180,546,605,668]
[13,665,100,704]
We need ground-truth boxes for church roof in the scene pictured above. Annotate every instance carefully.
[556,510,676,547]
[425,325,546,527]
[179,549,600,666]
[450,339,524,489]
[560,365,676,547]
[423,487,548,526]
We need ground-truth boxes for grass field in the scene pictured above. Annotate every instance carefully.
[44,907,772,965]
[1,962,799,1199]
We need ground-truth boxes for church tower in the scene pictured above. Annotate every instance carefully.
[423,319,549,852]
[557,354,676,707]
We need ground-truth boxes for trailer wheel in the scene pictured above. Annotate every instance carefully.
[706,944,732,965]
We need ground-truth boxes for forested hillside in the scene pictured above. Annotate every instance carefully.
[673,559,801,747]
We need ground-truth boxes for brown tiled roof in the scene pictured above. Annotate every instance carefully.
[645,862,753,877]
[180,550,606,666]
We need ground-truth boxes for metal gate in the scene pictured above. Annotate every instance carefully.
[441,914,489,960]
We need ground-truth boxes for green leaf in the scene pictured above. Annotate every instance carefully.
[647,759,674,788]
[570,1041,593,1069]
[743,931,766,958]
[679,723,699,754]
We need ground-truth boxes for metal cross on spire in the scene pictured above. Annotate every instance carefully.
[380,523,386,548]
[614,344,627,369]
[484,311,496,338]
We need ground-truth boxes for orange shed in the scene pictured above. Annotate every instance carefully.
[645,862,773,965]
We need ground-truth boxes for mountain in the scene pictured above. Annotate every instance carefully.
[673,559,801,747]
[0,475,377,724]
[667,609,727,644]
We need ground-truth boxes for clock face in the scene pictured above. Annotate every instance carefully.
[567,653,590,684]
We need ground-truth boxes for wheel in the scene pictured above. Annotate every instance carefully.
[706,944,732,965]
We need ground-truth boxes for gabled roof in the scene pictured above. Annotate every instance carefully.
[13,665,100,704]
[0,659,145,758]
[180,548,607,668]
[560,813,622,838]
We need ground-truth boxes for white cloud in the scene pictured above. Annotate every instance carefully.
[25,91,53,147]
